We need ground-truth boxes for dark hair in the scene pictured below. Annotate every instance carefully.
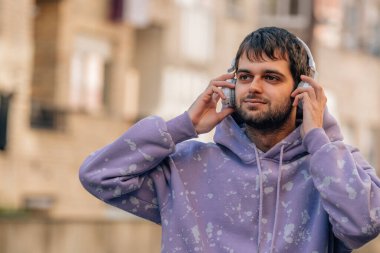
[233,27,311,87]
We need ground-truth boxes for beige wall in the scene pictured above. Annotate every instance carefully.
[315,43,380,170]
[0,218,161,253]
[134,0,262,120]
[0,0,34,207]
[0,0,379,252]
[0,0,136,216]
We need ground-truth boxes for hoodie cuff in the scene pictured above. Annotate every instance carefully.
[166,112,198,144]
[303,128,330,154]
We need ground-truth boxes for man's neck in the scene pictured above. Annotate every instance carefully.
[245,114,297,153]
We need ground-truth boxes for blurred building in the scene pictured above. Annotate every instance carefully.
[0,0,136,218]
[0,0,316,218]
[0,0,378,252]
[136,0,315,121]
[314,0,380,171]
[314,0,380,250]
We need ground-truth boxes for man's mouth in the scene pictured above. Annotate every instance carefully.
[243,98,267,105]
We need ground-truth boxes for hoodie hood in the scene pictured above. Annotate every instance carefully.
[214,107,343,164]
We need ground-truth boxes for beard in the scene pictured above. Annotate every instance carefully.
[236,95,293,132]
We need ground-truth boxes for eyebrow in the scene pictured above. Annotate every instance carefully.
[236,68,286,78]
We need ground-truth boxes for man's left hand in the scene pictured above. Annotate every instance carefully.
[291,75,327,138]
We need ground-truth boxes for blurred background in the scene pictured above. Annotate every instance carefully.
[0,0,379,252]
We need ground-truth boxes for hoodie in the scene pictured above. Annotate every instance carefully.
[79,110,380,253]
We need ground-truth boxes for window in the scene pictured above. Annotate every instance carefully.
[157,66,208,118]
[0,92,13,149]
[365,3,380,56]
[289,0,299,15]
[157,66,214,142]
[262,0,309,16]
[179,2,214,63]
[225,0,244,19]
[69,35,112,113]
[342,3,361,50]
[266,0,277,15]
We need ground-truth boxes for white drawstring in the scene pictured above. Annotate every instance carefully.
[254,147,264,252]
[270,145,285,253]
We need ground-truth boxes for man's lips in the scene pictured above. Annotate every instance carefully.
[243,98,267,104]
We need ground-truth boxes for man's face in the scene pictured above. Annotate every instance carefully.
[235,52,296,131]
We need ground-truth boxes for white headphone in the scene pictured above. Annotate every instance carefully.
[222,37,317,108]
[296,37,317,83]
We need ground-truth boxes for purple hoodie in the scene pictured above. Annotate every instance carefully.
[79,110,380,253]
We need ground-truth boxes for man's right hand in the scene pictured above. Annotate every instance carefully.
[188,73,236,134]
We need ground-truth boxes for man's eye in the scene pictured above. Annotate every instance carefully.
[265,75,279,81]
[238,74,252,81]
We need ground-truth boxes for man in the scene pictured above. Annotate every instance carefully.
[79,27,380,252]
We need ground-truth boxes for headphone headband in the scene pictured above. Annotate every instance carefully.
[296,37,317,79]
[228,37,317,78]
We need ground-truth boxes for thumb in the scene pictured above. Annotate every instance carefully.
[216,107,235,122]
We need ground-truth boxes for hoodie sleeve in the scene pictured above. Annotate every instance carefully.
[78,112,197,224]
[303,128,380,249]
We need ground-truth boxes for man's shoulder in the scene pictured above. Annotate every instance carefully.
[173,140,220,157]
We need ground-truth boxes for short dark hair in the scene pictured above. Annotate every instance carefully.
[233,27,311,87]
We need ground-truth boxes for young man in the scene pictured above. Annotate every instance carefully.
[79,27,380,252]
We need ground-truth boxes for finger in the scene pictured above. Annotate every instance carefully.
[291,86,316,101]
[212,92,221,104]
[210,80,236,89]
[216,107,235,122]
[300,75,324,98]
[292,94,301,107]
[300,75,315,84]
[292,93,311,108]
[212,73,235,82]
[211,86,226,100]
[291,87,308,97]
[199,85,219,104]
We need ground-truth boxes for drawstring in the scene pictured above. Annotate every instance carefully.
[270,145,285,253]
[255,145,285,253]
[254,147,264,252]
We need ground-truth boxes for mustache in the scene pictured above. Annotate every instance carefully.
[242,94,270,103]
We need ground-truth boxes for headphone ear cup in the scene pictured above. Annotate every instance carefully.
[296,81,311,109]
[231,89,236,107]
[297,81,310,89]
[222,78,237,108]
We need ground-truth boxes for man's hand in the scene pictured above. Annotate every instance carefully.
[188,73,236,134]
[291,75,327,138]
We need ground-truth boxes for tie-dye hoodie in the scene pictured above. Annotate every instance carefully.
[79,110,380,253]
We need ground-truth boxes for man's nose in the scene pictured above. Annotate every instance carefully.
[248,77,263,93]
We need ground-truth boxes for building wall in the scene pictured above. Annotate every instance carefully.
[313,0,380,249]
[0,0,136,218]
[316,46,380,160]
[314,0,380,171]
[0,218,161,253]
[0,0,35,208]
[0,0,379,252]
[135,0,261,121]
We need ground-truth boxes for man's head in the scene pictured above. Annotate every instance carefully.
[232,27,312,131]
[233,27,312,88]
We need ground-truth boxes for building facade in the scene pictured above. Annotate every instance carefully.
[315,0,380,170]
[314,0,380,250]
[0,0,378,252]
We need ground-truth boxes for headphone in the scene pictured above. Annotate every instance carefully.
[222,37,317,108]
[295,37,317,89]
